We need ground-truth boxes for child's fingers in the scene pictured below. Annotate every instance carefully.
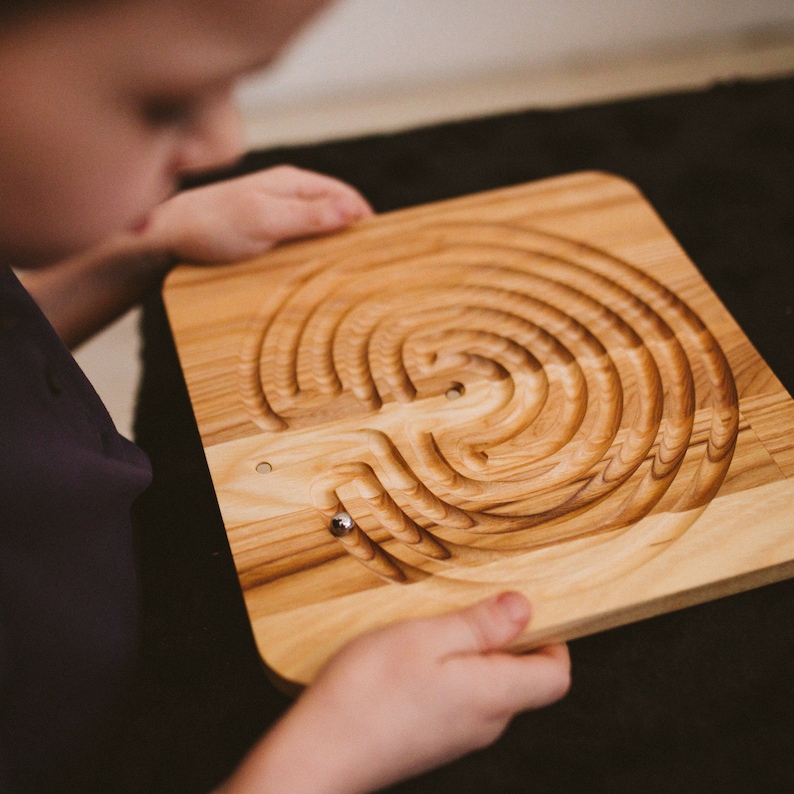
[481,642,572,712]
[246,165,374,220]
[247,192,368,242]
[417,593,571,710]
[240,166,373,243]
[419,592,533,658]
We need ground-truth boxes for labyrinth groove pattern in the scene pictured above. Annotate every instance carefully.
[237,224,739,583]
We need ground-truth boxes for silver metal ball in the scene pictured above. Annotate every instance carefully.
[330,512,356,537]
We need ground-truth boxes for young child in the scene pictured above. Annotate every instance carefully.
[0,1,571,791]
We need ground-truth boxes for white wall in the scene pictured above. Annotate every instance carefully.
[238,0,794,111]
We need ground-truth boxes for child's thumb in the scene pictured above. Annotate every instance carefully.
[433,592,532,655]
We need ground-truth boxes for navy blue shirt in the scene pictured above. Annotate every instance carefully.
[0,267,152,790]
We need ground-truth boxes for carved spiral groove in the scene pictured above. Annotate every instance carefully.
[240,223,738,583]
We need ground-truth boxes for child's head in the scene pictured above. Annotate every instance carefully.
[0,0,329,268]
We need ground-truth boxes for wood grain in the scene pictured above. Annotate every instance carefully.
[163,171,794,685]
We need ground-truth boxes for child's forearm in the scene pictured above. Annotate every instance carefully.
[214,711,359,794]
[19,234,172,349]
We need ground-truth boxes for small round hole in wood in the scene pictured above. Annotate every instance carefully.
[445,384,464,401]
[256,462,273,474]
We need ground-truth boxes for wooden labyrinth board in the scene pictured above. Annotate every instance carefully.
[164,172,794,685]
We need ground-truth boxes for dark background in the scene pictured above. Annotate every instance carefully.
[68,75,794,792]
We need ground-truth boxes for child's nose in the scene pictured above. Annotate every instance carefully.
[172,91,244,176]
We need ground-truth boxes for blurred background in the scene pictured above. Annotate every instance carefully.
[76,0,794,438]
[237,0,794,146]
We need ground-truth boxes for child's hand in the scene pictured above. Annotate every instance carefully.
[222,593,570,794]
[146,165,373,263]
[22,166,371,347]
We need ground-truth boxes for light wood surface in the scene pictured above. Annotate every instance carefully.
[164,171,794,685]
